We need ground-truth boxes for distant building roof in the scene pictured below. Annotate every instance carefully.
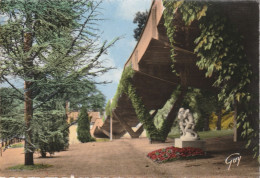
[89,112,101,123]
[67,111,101,123]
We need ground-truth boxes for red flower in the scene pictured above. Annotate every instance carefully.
[147,146,205,163]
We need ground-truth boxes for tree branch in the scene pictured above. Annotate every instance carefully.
[1,76,24,100]
[33,90,61,110]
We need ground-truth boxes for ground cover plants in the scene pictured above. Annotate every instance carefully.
[9,143,24,148]
[8,164,52,171]
[147,146,205,163]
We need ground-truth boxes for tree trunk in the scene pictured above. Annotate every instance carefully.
[0,94,2,115]
[65,101,70,116]
[233,98,238,142]
[41,151,47,158]
[161,87,187,140]
[217,109,222,130]
[204,115,210,131]
[24,81,34,165]
[24,32,34,165]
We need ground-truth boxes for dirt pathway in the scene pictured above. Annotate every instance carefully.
[0,136,259,177]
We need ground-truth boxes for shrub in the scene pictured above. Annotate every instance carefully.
[77,107,94,143]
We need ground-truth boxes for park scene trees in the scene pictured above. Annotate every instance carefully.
[0,0,259,177]
[0,0,117,165]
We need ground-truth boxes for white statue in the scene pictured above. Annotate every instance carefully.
[178,108,186,135]
[178,108,198,141]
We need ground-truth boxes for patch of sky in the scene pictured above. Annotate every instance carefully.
[96,0,151,101]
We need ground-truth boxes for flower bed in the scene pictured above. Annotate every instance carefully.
[147,146,206,163]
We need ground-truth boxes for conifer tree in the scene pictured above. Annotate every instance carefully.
[0,0,118,165]
[77,107,93,143]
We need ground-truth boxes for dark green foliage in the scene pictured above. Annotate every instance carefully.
[154,88,218,133]
[85,91,106,113]
[0,117,25,141]
[108,67,185,141]
[0,88,70,158]
[0,88,23,116]
[154,96,177,129]
[105,100,112,117]
[109,67,160,140]
[133,11,149,41]
[0,88,24,141]
[109,67,135,112]
[58,80,106,112]
[153,87,184,133]
[77,107,94,143]
[127,83,162,140]
[157,86,186,141]
[32,100,69,158]
[163,1,207,74]
[183,88,218,131]
[0,0,118,164]
[163,1,257,158]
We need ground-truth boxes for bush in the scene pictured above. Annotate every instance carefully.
[10,143,24,148]
[77,107,94,143]
[33,107,69,158]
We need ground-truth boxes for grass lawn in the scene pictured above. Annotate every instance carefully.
[168,129,233,139]
[96,138,110,142]
[8,164,52,170]
[9,143,24,148]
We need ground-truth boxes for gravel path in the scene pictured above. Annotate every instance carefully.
[0,136,259,177]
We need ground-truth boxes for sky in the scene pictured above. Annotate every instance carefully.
[0,0,152,103]
[96,0,152,101]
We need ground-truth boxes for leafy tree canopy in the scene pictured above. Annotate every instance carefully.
[133,11,148,41]
[33,99,69,158]
[0,87,23,116]
[0,0,118,165]
[0,0,118,102]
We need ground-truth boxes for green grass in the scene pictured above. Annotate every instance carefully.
[95,138,110,142]
[8,164,52,170]
[9,143,24,148]
[197,129,233,139]
[168,129,233,139]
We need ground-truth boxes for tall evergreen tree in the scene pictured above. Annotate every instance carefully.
[133,11,148,41]
[77,107,93,143]
[0,0,118,165]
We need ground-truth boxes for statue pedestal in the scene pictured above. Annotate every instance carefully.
[174,138,205,150]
